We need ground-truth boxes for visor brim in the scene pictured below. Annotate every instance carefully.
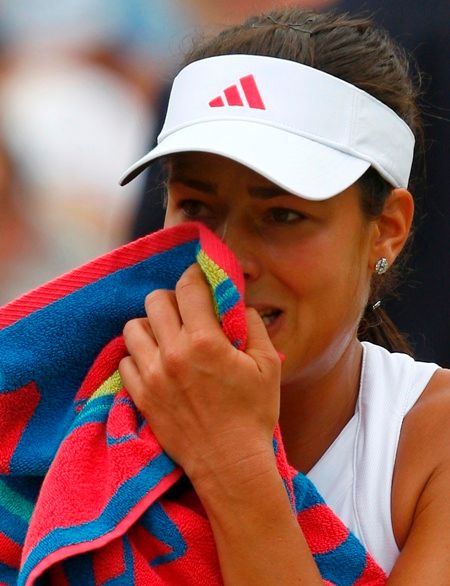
[119,120,371,201]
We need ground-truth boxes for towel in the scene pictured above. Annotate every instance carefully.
[0,222,386,585]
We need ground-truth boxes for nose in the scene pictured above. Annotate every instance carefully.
[217,218,261,282]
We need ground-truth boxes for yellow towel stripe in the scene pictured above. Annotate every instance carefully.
[196,249,229,317]
[89,369,123,401]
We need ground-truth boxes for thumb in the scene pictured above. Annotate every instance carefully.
[244,308,281,365]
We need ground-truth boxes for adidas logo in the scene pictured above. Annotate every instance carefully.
[209,74,266,110]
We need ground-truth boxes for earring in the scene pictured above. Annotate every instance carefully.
[375,257,389,275]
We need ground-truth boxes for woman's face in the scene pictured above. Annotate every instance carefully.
[164,152,377,387]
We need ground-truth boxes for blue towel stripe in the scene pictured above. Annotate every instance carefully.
[69,395,115,432]
[313,531,367,586]
[104,535,135,585]
[64,551,96,586]
[272,437,279,455]
[19,452,177,586]
[107,433,138,446]
[139,501,187,567]
[292,472,325,512]
[0,561,18,586]
[4,241,198,477]
[215,279,241,316]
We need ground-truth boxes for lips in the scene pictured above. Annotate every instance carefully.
[258,308,282,326]
[247,305,283,330]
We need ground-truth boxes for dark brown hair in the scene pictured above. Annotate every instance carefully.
[179,8,422,354]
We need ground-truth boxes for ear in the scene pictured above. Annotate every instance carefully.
[369,188,414,270]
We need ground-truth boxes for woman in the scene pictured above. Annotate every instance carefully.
[118,9,450,584]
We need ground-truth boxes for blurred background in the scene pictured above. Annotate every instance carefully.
[0,0,195,302]
[0,1,448,365]
[0,0,339,305]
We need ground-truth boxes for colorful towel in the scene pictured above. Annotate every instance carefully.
[0,222,386,585]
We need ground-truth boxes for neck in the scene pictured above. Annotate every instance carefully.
[279,339,363,473]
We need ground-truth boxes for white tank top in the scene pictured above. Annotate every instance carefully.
[307,341,440,574]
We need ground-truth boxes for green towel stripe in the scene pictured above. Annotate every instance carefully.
[0,478,34,522]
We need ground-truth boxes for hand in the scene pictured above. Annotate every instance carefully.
[118,264,282,489]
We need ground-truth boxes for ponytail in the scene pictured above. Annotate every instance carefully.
[358,305,413,355]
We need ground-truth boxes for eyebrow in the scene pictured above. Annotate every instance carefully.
[170,175,217,194]
[170,173,291,199]
[248,185,291,199]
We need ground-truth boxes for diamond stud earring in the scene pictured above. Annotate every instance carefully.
[375,257,389,275]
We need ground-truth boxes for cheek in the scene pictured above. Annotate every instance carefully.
[320,252,372,331]
[274,236,370,319]
[268,234,338,294]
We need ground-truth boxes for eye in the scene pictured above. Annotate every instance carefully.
[268,207,305,224]
[179,199,210,219]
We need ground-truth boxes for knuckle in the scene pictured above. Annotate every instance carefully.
[140,362,157,388]
[190,330,218,354]
[176,265,202,291]
[118,355,130,378]
[163,349,185,377]
[175,275,195,295]
[145,289,164,310]
[122,319,136,340]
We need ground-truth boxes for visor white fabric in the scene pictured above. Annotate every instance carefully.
[120,55,415,200]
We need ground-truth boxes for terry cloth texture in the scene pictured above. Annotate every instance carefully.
[0,222,386,585]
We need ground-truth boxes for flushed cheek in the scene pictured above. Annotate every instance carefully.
[279,268,361,347]
[264,241,367,334]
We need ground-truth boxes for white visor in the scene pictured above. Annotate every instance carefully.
[120,55,415,200]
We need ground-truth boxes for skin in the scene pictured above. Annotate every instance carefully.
[119,152,450,584]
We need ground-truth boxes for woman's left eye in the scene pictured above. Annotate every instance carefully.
[268,208,305,224]
[179,199,210,218]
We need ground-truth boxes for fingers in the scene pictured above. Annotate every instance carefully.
[122,291,179,382]
[245,308,273,352]
[175,264,224,338]
[145,289,182,347]
[118,354,146,402]
[123,264,229,376]
[122,317,158,375]
[245,308,280,369]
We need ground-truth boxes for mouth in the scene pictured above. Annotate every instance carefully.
[252,307,283,330]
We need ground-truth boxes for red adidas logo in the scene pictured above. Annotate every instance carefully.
[209,74,266,110]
